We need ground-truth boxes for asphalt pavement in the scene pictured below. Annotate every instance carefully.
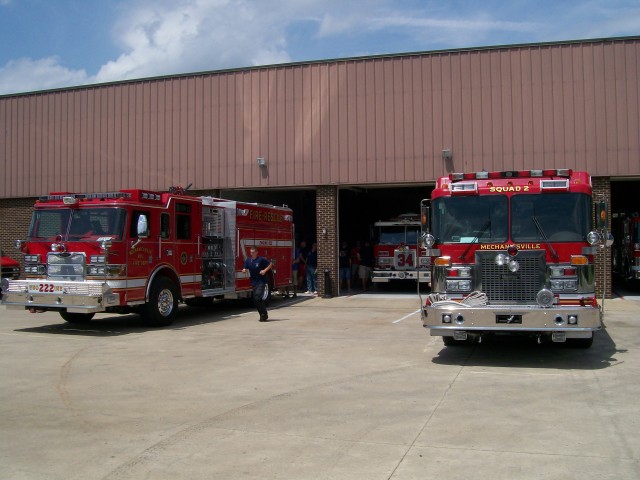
[1,288,639,479]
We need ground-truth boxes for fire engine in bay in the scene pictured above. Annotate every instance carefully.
[371,214,430,285]
[419,169,611,348]
[1,188,294,326]
[611,212,640,283]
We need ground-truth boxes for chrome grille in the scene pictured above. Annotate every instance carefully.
[477,250,545,304]
[47,252,86,281]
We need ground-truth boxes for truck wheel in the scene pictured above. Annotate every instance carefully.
[261,281,272,305]
[60,311,95,323]
[142,277,178,327]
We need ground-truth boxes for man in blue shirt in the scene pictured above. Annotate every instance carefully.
[242,247,273,322]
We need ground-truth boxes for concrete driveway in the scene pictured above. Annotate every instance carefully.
[1,291,638,479]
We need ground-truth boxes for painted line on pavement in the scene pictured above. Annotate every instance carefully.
[393,309,421,324]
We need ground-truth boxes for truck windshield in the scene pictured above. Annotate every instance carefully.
[28,208,127,241]
[511,193,591,242]
[633,222,640,244]
[432,196,508,243]
[377,226,420,245]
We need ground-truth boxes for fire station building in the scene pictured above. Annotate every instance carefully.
[1,36,640,297]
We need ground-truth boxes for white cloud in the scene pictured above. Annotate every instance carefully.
[0,0,638,95]
[94,0,295,83]
[0,57,88,94]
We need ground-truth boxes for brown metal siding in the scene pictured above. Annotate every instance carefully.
[1,38,639,199]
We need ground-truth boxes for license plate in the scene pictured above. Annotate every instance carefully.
[28,283,63,293]
[551,332,567,343]
[496,314,522,324]
[453,331,468,341]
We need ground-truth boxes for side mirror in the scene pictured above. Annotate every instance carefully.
[421,232,435,248]
[137,215,149,238]
[420,199,430,232]
[606,232,614,248]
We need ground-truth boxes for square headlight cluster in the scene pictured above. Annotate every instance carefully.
[549,266,578,292]
[24,265,46,274]
[446,267,472,292]
[446,279,472,292]
[87,265,126,277]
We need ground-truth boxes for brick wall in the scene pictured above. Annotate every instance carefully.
[592,177,612,299]
[0,198,35,267]
[316,186,339,297]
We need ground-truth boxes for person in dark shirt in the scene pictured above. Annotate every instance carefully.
[358,240,374,291]
[242,247,273,322]
[306,242,318,294]
[339,240,351,293]
[293,240,308,291]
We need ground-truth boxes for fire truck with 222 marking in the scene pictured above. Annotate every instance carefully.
[419,169,611,348]
[1,188,294,326]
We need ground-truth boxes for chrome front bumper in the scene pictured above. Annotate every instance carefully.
[423,303,602,339]
[1,279,119,313]
[372,270,431,283]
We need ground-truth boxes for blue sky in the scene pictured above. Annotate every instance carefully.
[0,0,638,95]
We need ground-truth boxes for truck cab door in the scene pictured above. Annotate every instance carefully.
[127,209,158,302]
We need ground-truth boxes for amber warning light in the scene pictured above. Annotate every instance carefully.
[596,200,608,229]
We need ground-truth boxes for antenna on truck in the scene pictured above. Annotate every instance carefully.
[168,183,193,195]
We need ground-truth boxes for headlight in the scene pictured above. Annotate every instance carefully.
[446,279,471,292]
[87,265,126,277]
[87,266,106,275]
[587,231,601,246]
[90,255,107,264]
[24,265,46,274]
[536,288,555,307]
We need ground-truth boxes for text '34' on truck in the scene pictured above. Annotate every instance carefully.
[371,214,431,285]
[1,188,294,327]
[419,169,612,348]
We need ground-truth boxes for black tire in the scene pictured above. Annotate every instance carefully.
[142,277,179,327]
[60,311,95,323]
[442,336,458,346]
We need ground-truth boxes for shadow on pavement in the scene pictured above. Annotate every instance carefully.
[431,327,625,370]
[14,296,310,337]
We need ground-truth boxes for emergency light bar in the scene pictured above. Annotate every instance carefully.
[39,192,132,202]
[450,182,478,195]
[540,179,570,191]
[449,169,572,181]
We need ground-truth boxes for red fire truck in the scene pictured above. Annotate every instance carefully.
[419,169,610,348]
[1,189,294,326]
[611,212,640,283]
[0,253,20,299]
[371,214,430,285]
